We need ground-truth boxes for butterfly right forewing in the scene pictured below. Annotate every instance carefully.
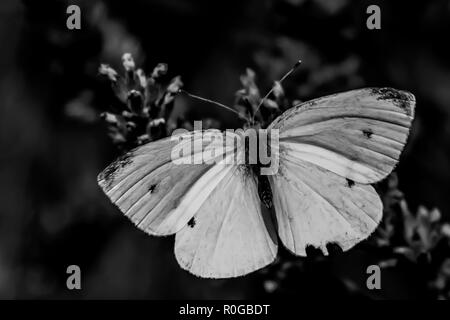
[269,88,415,184]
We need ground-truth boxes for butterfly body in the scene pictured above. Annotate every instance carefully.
[237,126,276,210]
[98,87,415,278]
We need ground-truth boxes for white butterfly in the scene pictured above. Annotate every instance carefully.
[98,86,415,278]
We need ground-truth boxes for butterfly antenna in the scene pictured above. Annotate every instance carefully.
[252,60,302,122]
[178,89,249,122]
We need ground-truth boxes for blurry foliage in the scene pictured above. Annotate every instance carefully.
[98,53,183,150]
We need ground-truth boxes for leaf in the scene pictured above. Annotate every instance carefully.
[263,99,279,109]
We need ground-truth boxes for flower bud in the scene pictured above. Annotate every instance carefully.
[122,53,135,71]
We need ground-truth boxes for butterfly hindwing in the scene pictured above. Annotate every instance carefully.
[270,156,382,256]
[175,164,278,278]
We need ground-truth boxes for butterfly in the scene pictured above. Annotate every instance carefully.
[98,80,415,278]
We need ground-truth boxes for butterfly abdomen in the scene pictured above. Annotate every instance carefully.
[248,164,273,209]
[245,132,275,209]
[254,168,273,209]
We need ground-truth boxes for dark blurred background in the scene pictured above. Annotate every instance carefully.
[1,0,450,299]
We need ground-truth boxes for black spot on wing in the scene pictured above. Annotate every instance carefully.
[346,178,355,188]
[371,87,415,116]
[362,129,373,138]
[98,152,133,191]
[187,217,196,228]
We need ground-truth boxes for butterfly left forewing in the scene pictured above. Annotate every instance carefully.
[98,130,238,236]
